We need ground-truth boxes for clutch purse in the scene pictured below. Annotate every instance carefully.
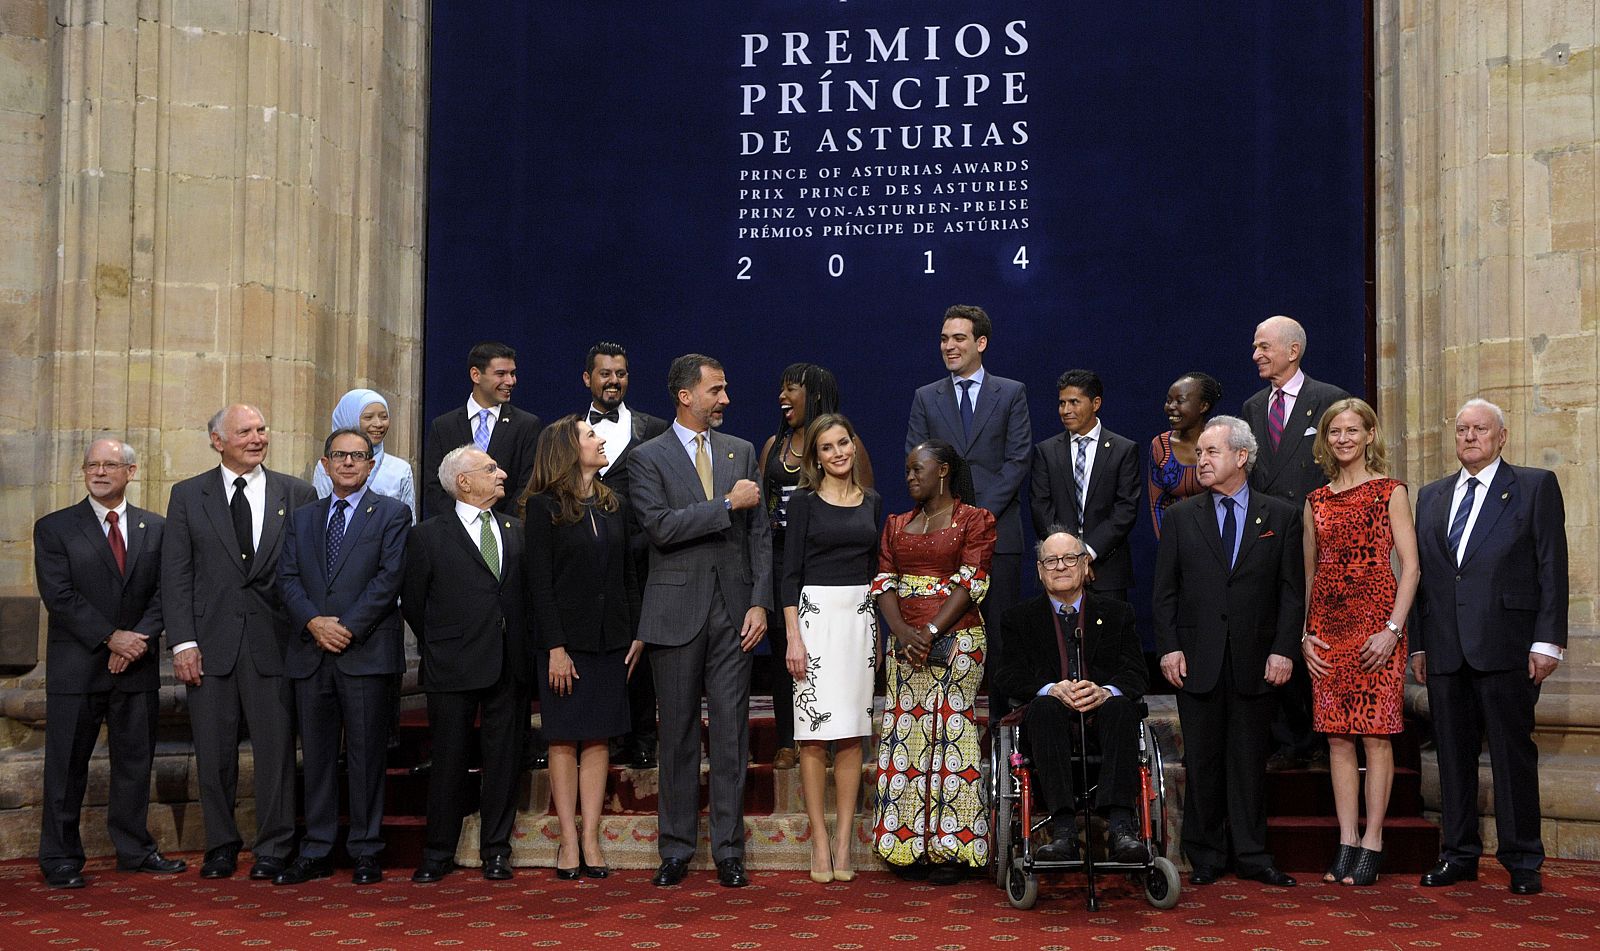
[925,631,958,667]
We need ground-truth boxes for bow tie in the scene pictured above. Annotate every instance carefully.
[589,408,619,425]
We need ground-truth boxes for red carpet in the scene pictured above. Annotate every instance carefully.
[4,856,1599,949]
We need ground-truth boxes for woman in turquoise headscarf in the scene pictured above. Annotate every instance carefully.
[312,388,417,520]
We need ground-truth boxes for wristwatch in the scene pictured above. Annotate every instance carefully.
[1384,620,1401,634]
[926,623,939,638]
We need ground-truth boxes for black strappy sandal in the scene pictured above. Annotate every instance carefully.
[1324,843,1358,883]
[1346,847,1384,886]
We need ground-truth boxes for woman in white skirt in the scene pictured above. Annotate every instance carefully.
[783,413,882,884]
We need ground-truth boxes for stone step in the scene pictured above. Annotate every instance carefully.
[1266,815,1441,874]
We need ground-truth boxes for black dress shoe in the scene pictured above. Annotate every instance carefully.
[1035,837,1081,862]
[653,857,689,887]
[272,856,333,886]
[1240,865,1297,887]
[889,860,930,881]
[526,751,550,771]
[412,859,455,883]
[1189,864,1224,886]
[716,858,749,888]
[118,851,187,874]
[1108,829,1149,864]
[250,857,286,881]
[352,857,383,885]
[483,855,514,880]
[43,865,85,889]
[200,845,240,879]
[927,863,964,886]
[1419,859,1479,887]
[1509,869,1543,895]
[630,747,658,769]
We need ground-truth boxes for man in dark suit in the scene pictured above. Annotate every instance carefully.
[1153,415,1303,888]
[164,404,317,881]
[401,445,531,883]
[584,340,669,768]
[994,529,1148,863]
[274,428,411,885]
[629,353,771,889]
[1241,314,1351,771]
[1028,369,1142,602]
[421,341,542,520]
[34,438,186,888]
[1410,398,1567,896]
[906,304,1032,714]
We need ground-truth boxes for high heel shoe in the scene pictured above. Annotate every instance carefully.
[579,843,610,878]
[832,846,855,882]
[1346,847,1384,886]
[1324,843,1358,883]
[555,844,580,880]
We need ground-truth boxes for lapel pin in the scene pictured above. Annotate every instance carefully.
[138,521,145,529]
[1501,492,1509,500]
[727,452,734,459]
[1305,408,1313,416]
[1095,618,1103,626]
[503,520,512,529]
[1255,516,1262,524]
[366,506,374,514]
[1103,440,1111,448]
[277,508,285,516]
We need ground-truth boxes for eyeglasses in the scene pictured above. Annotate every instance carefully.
[1038,553,1086,569]
[82,462,129,473]
[327,450,372,462]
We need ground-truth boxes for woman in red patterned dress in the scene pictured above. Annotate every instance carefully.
[1301,398,1420,886]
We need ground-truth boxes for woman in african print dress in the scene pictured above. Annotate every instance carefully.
[870,440,996,886]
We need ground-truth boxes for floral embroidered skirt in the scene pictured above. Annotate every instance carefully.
[871,625,989,867]
[792,584,877,742]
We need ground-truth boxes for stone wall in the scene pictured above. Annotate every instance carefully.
[1377,0,1599,856]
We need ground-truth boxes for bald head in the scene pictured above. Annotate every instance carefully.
[1253,315,1307,387]
[208,403,271,475]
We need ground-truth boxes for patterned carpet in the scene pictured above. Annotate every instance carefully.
[4,855,1598,950]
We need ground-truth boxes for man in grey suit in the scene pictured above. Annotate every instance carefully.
[163,404,317,881]
[906,304,1032,714]
[629,353,771,888]
[275,428,411,885]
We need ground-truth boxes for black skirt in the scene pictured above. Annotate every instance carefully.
[537,646,632,742]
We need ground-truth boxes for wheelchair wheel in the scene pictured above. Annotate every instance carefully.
[990,727,1016,887]
[1144,856,1181,909]
[1006,863,1039,910]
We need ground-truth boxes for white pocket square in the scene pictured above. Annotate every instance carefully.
[1302,427,1317,436]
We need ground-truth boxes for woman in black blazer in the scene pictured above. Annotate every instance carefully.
[519,415,643,880]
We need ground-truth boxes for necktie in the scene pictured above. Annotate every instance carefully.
[478,510,500,578]
[1219,496,1238,568]
[1447,476,1479,563]
[589,408,619,424]
[474,408,492,451]
[694,433,714,501]
[326,498,349,577]
[1055,605,1081,680]
[957,380,975,440]
[1267,388,1286,451]
[106,510,126,575]
[230,475,254,566]
[1073,435,1090,527]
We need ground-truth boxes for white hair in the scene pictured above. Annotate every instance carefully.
[1259,314,1308,356]
[1205,415,1259,473]
[83,438,136,466]
[1456,398,1506,428]
[208,404,267,437]
[437,445,479,501]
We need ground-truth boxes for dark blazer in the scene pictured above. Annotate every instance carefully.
[993,591,1146,705]
[1412,462,1568,675]
[1152,489,1304,696]
[277,490,411,678]
[596,407,671,505]
[421,402,542,519]
[34,500,165,694]
[162,468,318,677]
[628,428,773,646]
[523,492,642,654]
[1241,372,1351,504]
[906,372,1033,554]
[1028,426,1142,591]
[400,509,531,692]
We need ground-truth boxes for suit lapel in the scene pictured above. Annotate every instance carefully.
[74,501,123,581]
[968,377,1002,450]
[1459,464,1516,569]
[200,474,250,577]
[497,515,521,591]
[449,511,500,581]
[930,379,965,452]
[486,405,520,459]
[1231,497,1270,575]
[710,431,734,495]
[665,432,712,500]
[1083,431,1117,513]
[330,496,384,583]
[248,471,290,582]
[121,504,150,579]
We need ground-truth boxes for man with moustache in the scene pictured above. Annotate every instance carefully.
[34,439,186,888]
[1028,369,1142,603]
[583,341,669,768]
[274,429,411,885]
[1153,416,1302,888]
[422,341,542,519]
[906,304,1032,715]
[1411,399,1568,896]
[163,405,317,881]
[402,446,531,883]
[628,354,771,888]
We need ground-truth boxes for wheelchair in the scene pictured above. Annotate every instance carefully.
[986,698,1181,910]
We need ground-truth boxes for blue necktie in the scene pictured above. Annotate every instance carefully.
[1073,435,1090,527]
[1219,496,1237,568]
[958,379,975,440]
[326,498,349,577]
[1447,476,1479,563]
[474,408,492,451]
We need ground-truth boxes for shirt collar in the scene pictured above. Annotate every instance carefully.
[88,496,128,524]
[1457,457,1501,490]
[1073,421,1103,443]
[952,366,986,387]
[671,419,708,448]
[1048,593,1084,615]
[467,394,498,418]
[455,498,494,527]
[330,483,368,511]
[1212,481,1250,509]
[1277,367,1306,398]
[219,462,264,488]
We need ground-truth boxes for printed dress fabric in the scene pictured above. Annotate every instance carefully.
[1306,477,1407,735]
[1148,431,1204,537]
[869,502,996,868]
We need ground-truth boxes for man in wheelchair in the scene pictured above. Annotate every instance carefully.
[994,529,1148,863]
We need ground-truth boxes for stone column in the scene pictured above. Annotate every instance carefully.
[1377,0,1599,858]
[0,0,426,859]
